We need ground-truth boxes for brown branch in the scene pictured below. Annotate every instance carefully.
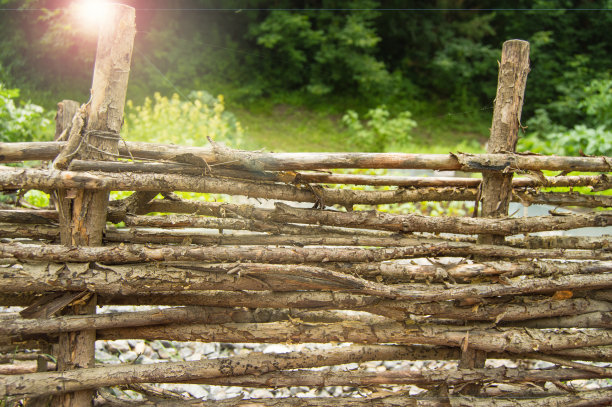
[2,260,611,304]
[0,345,457,399]
[96,320,612,355]
[140,200,612,236]
[95,392,443,407]
[177,366,610,387]
[69,159,612,190]
[2,165,610,208]
[0,306,216,336]
[3,141,612,172]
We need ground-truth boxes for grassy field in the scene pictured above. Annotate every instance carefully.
[234,103,490,154]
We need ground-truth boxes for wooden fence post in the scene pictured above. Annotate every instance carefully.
[52,4,135,406]
[478,40,531,244]
[462,39,530,394]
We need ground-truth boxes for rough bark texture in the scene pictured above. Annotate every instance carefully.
[2,141,611,172]
[68,159,612,189]
[51,5,136,407]
[1,242,609,266]
[0,345,455,399]
[3,166,611,208]
[0,37,610,406]
[479,39,530,245]
[137,200,612,236]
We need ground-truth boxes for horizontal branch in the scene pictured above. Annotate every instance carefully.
[336,260,612,281]
[502,311,612,329]
[0,306,214,336]
[1,245,609,290]
[0,344,458,399]
[178,366,610,387]
[0,209,57,225]
[70,159,612,189]
[124,214,392,237]
[2,260,611,304]
[142,200,612,236]
[93,389,612,407]
[0,361,56,375]
[97,321,612,355]
[4,165,609,207]
[4,141,611,172]
[507,235,612,250]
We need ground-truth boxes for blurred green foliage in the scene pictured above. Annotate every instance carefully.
[0,82,51,142]
[0,0,610,154]
[342,106,416,152]
[519,77,612,156]
[124,91,243,147]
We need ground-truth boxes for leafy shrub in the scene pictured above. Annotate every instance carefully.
[123,91,243,147]
[0,83,51,142]
[519,77,612,156]
[342,106,416,152]
[249,2,396,97]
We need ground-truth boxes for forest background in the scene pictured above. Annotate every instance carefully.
[0,0,611,156]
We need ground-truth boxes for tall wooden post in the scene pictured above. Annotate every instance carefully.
[478,40,530,244]
[460,40,530,395]
[53,4,135,406]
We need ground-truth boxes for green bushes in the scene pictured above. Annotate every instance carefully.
[519,77,612,156]
[0,83,51,143]
[342,106,416,152]
[123,91,243,147]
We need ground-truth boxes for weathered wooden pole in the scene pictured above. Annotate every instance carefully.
[478,40,530,244]
[464,39,530,395]
[52,4,135,406]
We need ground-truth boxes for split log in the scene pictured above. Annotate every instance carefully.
[141,200,612,236]
[69,159,612,189]
[0,345,458,399]
[97,321,612,355]
[2,166,610,207]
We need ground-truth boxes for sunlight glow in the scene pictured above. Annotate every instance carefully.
[75,0,110,29]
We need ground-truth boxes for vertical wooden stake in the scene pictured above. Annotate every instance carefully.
[461,40,530,395]
[54,4,135,406]
[478,40,530,245]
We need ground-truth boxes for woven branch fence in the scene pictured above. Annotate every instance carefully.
[0,5,611,407]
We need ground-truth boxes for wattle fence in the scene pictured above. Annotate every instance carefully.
[0,4,611,407]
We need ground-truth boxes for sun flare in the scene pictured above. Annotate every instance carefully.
[75,0,110,28]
